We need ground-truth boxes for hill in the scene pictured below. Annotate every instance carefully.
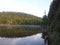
[0,12,42,25]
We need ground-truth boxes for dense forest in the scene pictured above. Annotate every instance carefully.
[48,0,60,45]
[0,12,42,25]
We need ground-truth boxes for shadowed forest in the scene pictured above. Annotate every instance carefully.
[45,0,60,45]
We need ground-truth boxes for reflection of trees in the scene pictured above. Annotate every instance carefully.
[7,19,12,24]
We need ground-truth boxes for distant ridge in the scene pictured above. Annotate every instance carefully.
[0,12,42,25]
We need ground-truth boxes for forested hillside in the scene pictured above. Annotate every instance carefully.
[0,12,42,25]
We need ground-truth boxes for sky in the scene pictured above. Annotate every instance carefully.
[0,0,52,17]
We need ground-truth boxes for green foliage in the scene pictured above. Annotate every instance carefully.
[48,0,60,45]
[42,15,48,25]
[0,12,42,25]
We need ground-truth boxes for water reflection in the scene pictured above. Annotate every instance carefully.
[0,33,44,45]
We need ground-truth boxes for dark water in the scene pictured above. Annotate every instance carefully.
[0,33,46,45]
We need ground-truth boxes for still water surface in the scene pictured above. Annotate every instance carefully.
[0,33,45,45]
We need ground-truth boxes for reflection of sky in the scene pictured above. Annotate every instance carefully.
[0,33,44,45]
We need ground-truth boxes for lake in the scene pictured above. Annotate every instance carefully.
[0,25,41,37]
[0,33,46,45]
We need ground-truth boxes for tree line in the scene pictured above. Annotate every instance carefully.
[0,12,42,25]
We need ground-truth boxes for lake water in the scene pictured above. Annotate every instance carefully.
[0,33,45,45]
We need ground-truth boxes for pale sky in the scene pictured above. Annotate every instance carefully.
[0,0,52,17]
